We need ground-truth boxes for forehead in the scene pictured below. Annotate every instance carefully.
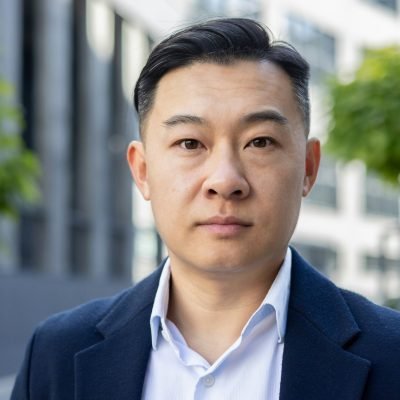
[143,60,302,134]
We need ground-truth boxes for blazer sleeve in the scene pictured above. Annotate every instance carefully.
[11,330,37,400]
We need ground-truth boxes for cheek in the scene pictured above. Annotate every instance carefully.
[149,172,198,203]
[253,163,305,223]
[146,163,199,224]
[256,160,305,195]
[280,149,307,191]
[149,157,203,198]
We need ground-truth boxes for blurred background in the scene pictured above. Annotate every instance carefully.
[0,0,399,396]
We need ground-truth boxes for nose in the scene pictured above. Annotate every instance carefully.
[203,153,250,200]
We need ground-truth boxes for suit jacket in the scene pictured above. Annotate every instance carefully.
[11,249,400,400]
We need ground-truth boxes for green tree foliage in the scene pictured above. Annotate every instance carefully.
[384,297,400,311]
[326,47,400,185]
[0,79,40,218]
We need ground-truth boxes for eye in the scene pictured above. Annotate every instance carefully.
[246,137,274,148]
[178,139,203,150]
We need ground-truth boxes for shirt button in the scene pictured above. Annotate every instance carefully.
[203,374,215,387]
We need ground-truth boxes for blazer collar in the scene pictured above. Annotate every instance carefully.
[74,263,165,400]
[280,248,371,400]
[73,251,372,400]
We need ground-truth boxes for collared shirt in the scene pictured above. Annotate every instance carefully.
[142,248,292,400]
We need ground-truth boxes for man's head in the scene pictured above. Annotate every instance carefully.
[128,18,320,277]
[134,18,311,135]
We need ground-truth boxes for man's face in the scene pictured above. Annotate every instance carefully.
[128,60,320,275]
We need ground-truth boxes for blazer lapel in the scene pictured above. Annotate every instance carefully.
[280,250,370,400]
[74,265,164,400]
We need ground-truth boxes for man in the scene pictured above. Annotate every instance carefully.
[12,18,400,400]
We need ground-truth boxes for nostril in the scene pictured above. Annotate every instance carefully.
[206,187,245,198]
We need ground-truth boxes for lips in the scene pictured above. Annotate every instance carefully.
[199,216,252,226]
[197,216,252,235]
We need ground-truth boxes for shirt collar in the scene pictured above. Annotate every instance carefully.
[150,248,292,349]
[150,258,171,349]
[243,247,292,343]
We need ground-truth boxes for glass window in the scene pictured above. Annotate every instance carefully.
[364,0,398,12]
[286,14,336,85]
[192,0,261,19]
[364,254,400,271]
[305,157,337,208]
[292,242,337,276]
[365,173,399,218]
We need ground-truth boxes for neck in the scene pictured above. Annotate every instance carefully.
[166,256,283,363]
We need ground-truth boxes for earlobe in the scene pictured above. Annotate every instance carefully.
[302,138,321,197]
[127,141,151,200]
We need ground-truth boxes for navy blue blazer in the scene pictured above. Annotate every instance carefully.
[11,249,400,399]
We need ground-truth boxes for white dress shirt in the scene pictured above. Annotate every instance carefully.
[141,248,292,400]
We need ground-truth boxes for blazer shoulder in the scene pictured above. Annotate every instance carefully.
[341,289,400,331]
[11,291,128,400]
[339,289,400,397]
[33,288,129,356]
[35,266,162,347]
[340,288,400,352]
[12,267,163,400]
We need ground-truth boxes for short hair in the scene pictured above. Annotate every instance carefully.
[134,17,310,134]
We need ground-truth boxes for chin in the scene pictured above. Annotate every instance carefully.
[192,253,263,274]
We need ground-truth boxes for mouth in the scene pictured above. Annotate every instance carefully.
[197,216,252,236]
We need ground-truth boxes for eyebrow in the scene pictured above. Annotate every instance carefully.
[162,109,288,128]
[240,110,288,126]
[163,114,206,127]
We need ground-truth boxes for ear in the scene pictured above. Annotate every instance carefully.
[302,138,321,197]
[127,141,151,200]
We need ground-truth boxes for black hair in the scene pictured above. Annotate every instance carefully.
[134,18,310,134]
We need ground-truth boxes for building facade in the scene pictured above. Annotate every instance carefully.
[0,0,154,280]
[0,0,153,383]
